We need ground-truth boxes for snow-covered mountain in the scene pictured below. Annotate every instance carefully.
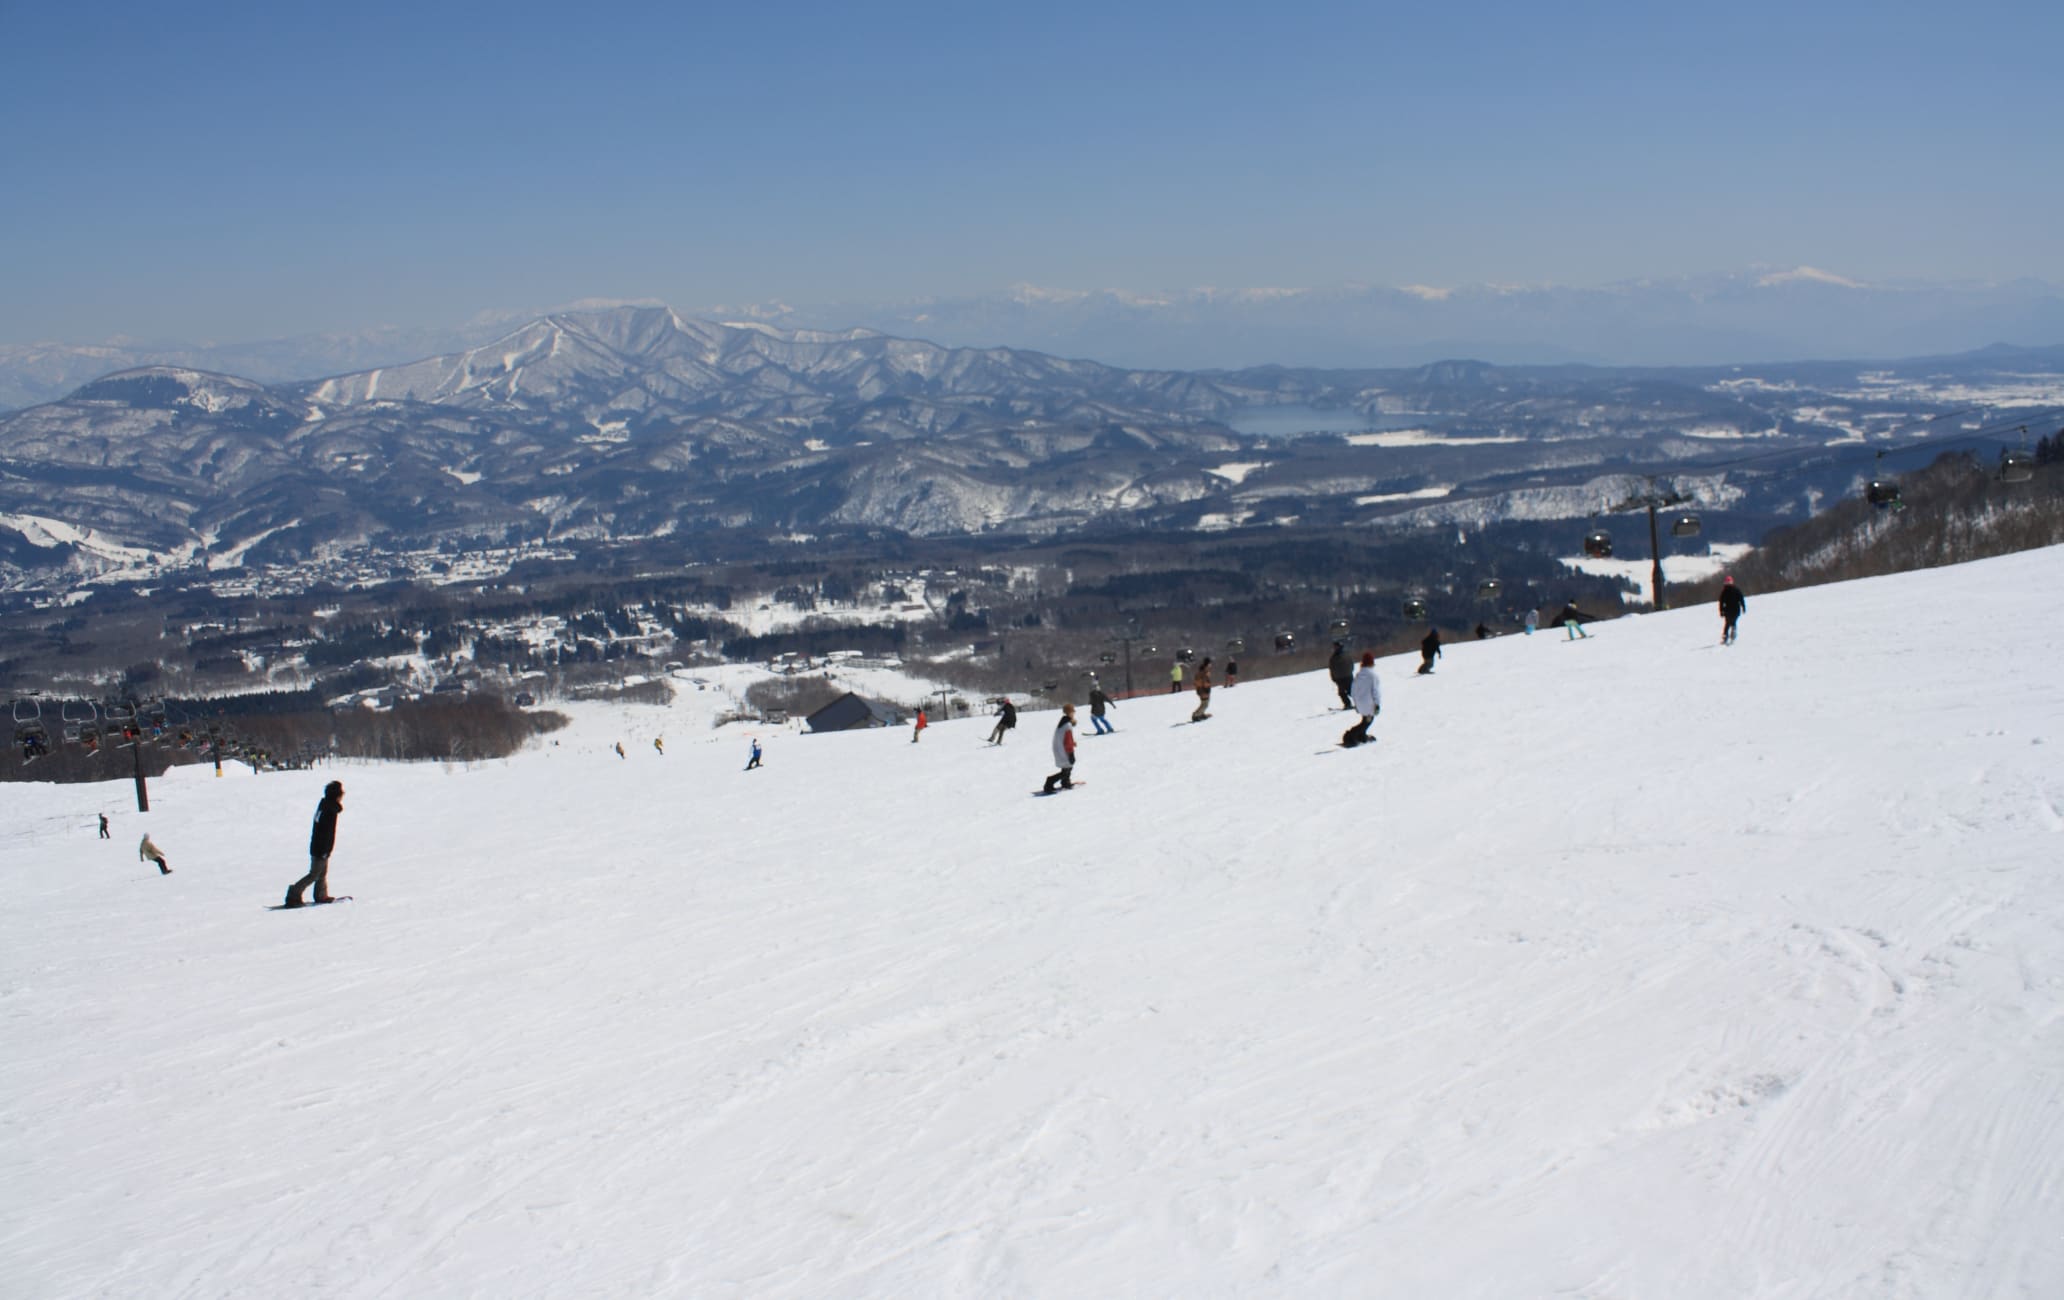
[5,545,2061,1296]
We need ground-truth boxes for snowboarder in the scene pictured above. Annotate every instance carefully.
[1418,628,1442,675]
[1524,609,1539,636]
[138,832,171,875]
[614,741,625,759]
[1342,651,1382,746]
[1043,704,1078,792]
[98,813,110,839]
[988,698,1018,745]
[912,707,928,743]
[1558,602,1591,640]
[1474,622,1491,640]
[1719,575,1747,645]
[1087,685,1115,735]
[1169,661,1184,693]
[1191,656,1214,721]
[745,737,763,769]
[1225,658,1239,687]
[653,736,664,755]
[1328,641,1354,709]
[284,780,345,907]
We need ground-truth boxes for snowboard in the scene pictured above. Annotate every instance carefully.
[1032,781,1086,796]
[269,895,353,911]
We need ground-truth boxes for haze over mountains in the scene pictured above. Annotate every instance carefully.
[5,270,2062,410]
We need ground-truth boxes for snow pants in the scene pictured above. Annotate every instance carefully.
[287,854,332,905]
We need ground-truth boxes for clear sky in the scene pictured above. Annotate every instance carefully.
[3,0,2058,344]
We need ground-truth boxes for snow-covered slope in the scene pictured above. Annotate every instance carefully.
[4,548,2063,1297]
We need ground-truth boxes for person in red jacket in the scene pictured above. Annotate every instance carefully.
[912,707,928,742]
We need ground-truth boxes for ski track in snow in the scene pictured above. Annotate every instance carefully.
[5,547,2064,1297]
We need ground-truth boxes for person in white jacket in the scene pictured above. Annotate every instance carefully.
[138,833,171,875]
[1342,652,1382,747]
[1043,705,1079,793]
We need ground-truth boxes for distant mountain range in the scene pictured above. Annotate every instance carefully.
[3,303,2058,592]
[4,270,2060,410]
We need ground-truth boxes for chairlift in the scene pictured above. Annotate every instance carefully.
[1273,632,1296,653]
[1327,618,1351,639]
[61,699,97,726]
[1475,579,1503,601]
[1670,513,1703,538]
[1176,647,1194,663]
[1583,529,1614,559]
[1098,651,1116,665]
[2000,449,2036,484]
[1401,596,1429,621]
[10,697,41,727]
[1865,479,1903,508]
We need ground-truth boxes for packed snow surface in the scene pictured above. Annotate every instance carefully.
[5,548,2064,1297]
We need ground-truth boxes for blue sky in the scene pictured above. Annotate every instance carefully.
[3,0,2058,344]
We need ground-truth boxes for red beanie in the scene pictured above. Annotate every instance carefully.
[1360,651,1375,667]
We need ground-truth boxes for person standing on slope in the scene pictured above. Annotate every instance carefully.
[99,812,110,839]
[1170,660,1184,694]
[1417,627,1442,675]
[1719,575,1747,645]
[284,780,345,907]
[1558,601,1591,640]
[745,737,763,770]
[1087,684,1116,735]
[1328,641,1354,708]
[988,698,1018,745]
[1225,657,1239,687]
[1524,609,1539,636]
[1191,656,1214,721]
[1342,651,1382,747]
[912,707,927,743]
[138,832,171,875]
[1043,704,1079,793]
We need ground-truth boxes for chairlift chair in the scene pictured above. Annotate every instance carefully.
[1583,530,1614,559]
[1226,638,1245,656]
[1273,632,1296,653]
[1865,479,1903,508]
[1475,579,1503,600]
[1401,596,1429,621]
[11,697,41,726]
[1326,618,1351,639]
[2000,450,2036,484]
[1670,514,1702,538]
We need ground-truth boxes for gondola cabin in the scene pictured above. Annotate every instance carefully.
[1401,597,1429,621]
[1475,579,1503,600]
[1225,638,1245,656]
[1326,618,1351,639]
[1273,632,1296,652]
[1670,514,1702,538]
[1583,530,1614,559]
[2000,450,2035,484]
[1865,479,1902,508]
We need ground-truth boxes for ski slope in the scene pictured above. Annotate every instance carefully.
[4,547,2063,1298]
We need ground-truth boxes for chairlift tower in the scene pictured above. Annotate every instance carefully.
[1609,478,1695,611]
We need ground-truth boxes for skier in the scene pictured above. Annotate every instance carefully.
[98,812,110,839]
[1558,601,1591,640]
[1719,575,1747,645]
[1328,641,1354,708]
[614,741,626,759]
[1191,656,1214,721]
[1524,609,1539,636]
[1225,658,1239,687]
[988,698,1018,745]
[284,780,345,907]
[138,832,171,875]
[912,707,928,743]
[654,737,664,755]
[1042,704,1078,793]
[1087,684,1115,735]
[745,737,763,769]
[1169,660,1184,694]
[1417,627,1442,675]
[1342,651,1382,747]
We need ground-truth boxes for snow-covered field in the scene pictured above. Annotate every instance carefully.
[5,547,2063,1298]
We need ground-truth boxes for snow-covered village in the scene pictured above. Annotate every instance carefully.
[6,543,2062,1297]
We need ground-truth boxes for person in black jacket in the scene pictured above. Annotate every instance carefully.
[1087,684,1116,734]
[1417,627,1442,675]
[285,780,345,907]
[1328,642,1353,708]
[987,698,1018,745]
[1719,575,1747,645]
